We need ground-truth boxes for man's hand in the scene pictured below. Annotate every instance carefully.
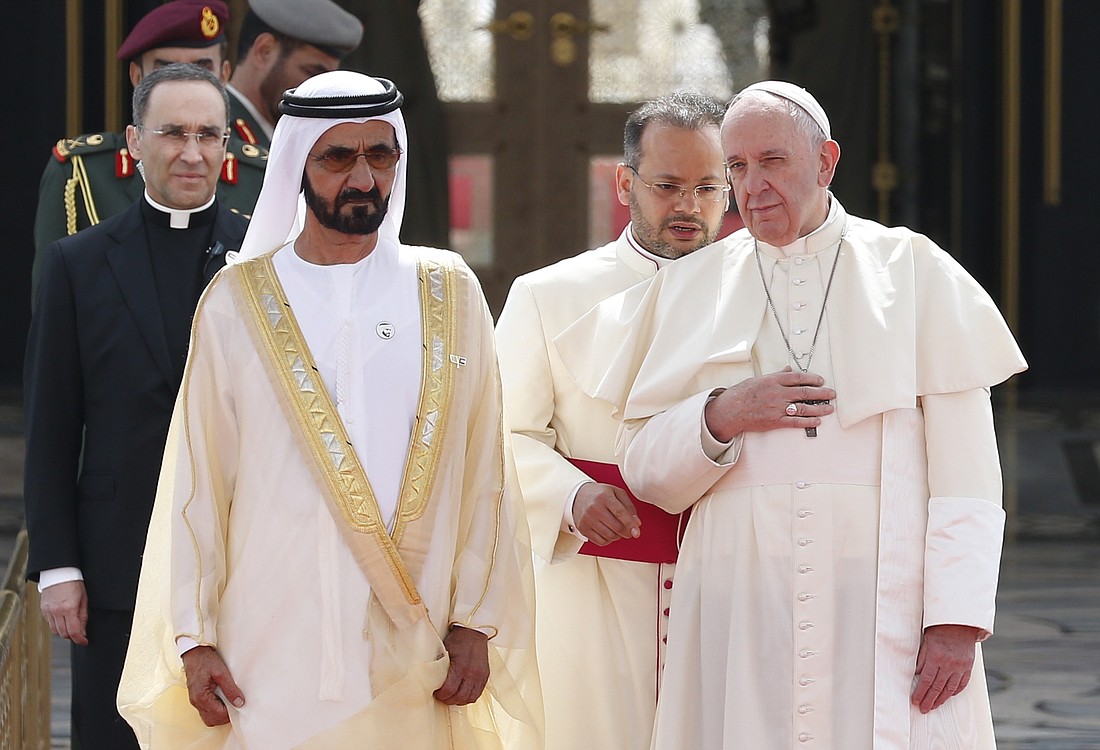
[573,482,640,545]
[704,367,836,442]
[911,624,980,713]
[434,625,490,706]
[181,645,245,726]
[40,580,89,645]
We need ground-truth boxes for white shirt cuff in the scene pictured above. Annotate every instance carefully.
[562,480,592,541]
[37,567,83,592]
[176,636,203,657]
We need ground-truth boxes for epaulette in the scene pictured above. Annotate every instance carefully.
[52,132,137,179]
[232,117,260,146]
[52,132,124,162]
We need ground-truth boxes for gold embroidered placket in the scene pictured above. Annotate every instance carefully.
[238,255,459,604]
[391,264,457,546]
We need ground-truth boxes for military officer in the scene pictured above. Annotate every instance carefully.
[226,0,364,149]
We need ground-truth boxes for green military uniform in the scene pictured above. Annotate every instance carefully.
[32,129,266,294]
[228,89,272,149]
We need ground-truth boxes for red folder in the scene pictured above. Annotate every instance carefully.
[569,458,689,564]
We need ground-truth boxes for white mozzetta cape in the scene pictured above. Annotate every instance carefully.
[558,204,1025,429]
[119,248,541,749]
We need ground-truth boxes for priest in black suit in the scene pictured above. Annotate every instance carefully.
[23,63,249,750]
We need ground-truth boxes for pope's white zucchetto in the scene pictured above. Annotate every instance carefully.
[235,71,409,261]
[734,80,832,141]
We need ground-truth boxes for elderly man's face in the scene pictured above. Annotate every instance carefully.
[616,123,728,259]
[303,120,400,236]
[722,99,838,247]
[125,79,228,210]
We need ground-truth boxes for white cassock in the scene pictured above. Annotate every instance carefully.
[555,200,1027,750]
[119,241,541,750]
[496,227,678,750]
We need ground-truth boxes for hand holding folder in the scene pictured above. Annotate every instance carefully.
[569,458,690,564]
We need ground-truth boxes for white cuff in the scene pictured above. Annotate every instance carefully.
[176,636,203,657]
[701,421,737,462]
[562,480,592,541]
[452,623,497,639]
[701,391,739,463]
[37,567,83,593]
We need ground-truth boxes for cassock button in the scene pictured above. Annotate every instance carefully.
[797,509,813,518]
[798,538,813,546]
[663,579,673,590]
[793,302,805,310]
[662,636,667,644]
[799,677,815,686]
[796,481,808,489]
[799,649,817,658]
[663,608,670,617]
[793,328,805,335]
[798,620,814,630]
[793,278,805,286]
[798,733,814,742]
[798,565,813,574]
[798,705,814,714]
[797,592,815,602]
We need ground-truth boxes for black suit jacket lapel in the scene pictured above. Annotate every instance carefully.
[103,203,176,388]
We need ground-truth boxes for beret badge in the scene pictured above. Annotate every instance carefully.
[200,6,220,39]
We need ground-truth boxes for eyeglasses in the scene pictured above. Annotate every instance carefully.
[625,164,730,204]
[137,125,230,151]
[308,147,403,174]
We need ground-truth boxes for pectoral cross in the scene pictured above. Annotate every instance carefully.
[802,399,830,438]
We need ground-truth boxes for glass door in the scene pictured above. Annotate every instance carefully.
[420,0,768,309]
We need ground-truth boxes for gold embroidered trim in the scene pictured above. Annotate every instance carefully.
[392,257,459,545]
[239,256,421,603]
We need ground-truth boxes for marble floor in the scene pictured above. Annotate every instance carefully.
[986,540,1100,749]
[2,388,1098,748]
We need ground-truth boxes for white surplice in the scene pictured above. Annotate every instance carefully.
[496,227,676,750]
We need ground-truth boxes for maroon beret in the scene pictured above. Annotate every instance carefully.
[116,0,229,61]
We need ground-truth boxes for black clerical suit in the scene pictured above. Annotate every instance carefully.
[23,196,248,749]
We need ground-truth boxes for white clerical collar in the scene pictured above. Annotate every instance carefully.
[227,85,275,141]
[777,193,840,257]
[143,192,216,229]
[625,224,675,271]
